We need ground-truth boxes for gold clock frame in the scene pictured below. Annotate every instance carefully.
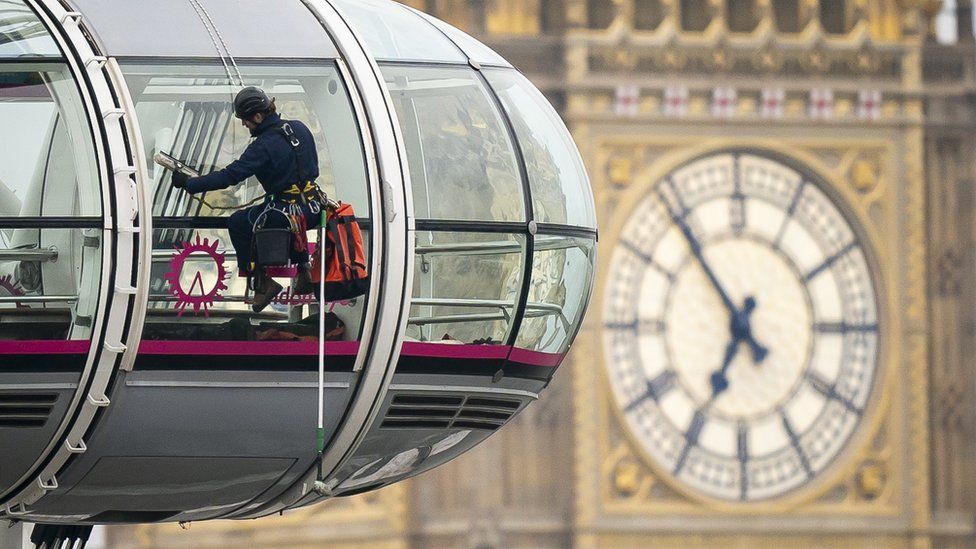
[597,142,893,510]
[575,129,926,539]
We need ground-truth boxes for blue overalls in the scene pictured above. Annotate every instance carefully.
[184,113,323,272]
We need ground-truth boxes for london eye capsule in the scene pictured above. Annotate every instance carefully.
[0,0,597,525]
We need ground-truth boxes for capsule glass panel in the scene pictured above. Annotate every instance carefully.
[0,1,102,354]
[407,231,525,345]
[512,236,595,357]
[69,0,340,59]
[331,0,465,63]
[121,62,370,367]
[383,65,525,222]
[484,69,596,228]
[413,11,512,67]
[0,0,59,57]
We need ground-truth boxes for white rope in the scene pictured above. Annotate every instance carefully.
[186,0,236,88]
[190,0,245,87]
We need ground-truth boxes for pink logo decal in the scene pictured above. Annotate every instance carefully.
[0,274,25,308]
[163,236,229,317]
[272,286,316,306]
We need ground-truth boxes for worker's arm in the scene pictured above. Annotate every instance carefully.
[182,140,268,194]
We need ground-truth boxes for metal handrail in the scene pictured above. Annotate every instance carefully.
[414,234,586,257]
[0,247,58,262]
[0,295,76,303]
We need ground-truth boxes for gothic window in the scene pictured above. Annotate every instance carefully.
[430,0,474,31]
[539,0,565,33]
[681,0,712,32]
[634,0,666,31]
[486,0,541,34]
[587,0,615,29]
[726,0,759,32]
[820,0,852,34]
[772,0,801,32]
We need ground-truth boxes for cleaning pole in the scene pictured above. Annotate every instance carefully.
[317,207,326,457]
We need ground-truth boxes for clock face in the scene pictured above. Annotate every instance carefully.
[603,152,880,502]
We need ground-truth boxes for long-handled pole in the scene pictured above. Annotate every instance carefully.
[317,209,326,458]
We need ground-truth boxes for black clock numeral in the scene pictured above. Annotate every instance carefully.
[804,241,857,282]
[603,318,665,334]
[624,370,677,412]
[673,409,707,475]
[773,179,808,247]
[780,412,814,480]
[737,422,749,501]
[806,371,863,416]
[813,321,878,334]
[620,239,676,281]
[731,154,745,235]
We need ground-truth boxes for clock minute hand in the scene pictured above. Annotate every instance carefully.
[674,218,738,316]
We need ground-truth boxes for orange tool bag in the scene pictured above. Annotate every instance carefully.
[311,202,368,301]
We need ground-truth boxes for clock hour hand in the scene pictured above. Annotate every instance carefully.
[738,296,769,364]
[709,338,740,399]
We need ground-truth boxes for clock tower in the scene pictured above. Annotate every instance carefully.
[567,1,965,547]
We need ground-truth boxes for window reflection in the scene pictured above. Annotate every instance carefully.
[383,65,524,222]
[514,236,595,355]
[0,68,100,217]
[408,231,525,345]
[0,0,60,57]
[122,63,369,217]
[122,62,372,344]
[484,69,596,228]
[0,6,103,347]
[332,0,465,62]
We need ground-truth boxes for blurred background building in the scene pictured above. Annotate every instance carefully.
[105,1,976,547]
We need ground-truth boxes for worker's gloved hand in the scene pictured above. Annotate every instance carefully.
[171,171,189,190]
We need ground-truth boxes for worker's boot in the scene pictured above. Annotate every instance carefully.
[252,277,283,313]
[292,266,316,295]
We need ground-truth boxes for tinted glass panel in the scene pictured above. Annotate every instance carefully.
[0,65,101,217]
[332,0,465,62]
[0,2,103,356]
[485,70,595,228]
[413,10,512,67]
[70,0,339,58]
[383,65,524,222]
[0,0,59,57]
[122,62,372,353]
[408,231,525,345]
[0,227,103,342]
[514,236,595,355]
[121,63,369,216]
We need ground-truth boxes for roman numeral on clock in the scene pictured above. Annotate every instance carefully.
[737,422,749,501]
[673,409,707,475]
[781,412,814,480]
[806,371,863,416]
[624,370,677,412]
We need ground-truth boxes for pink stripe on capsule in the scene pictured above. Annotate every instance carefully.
[399,342,511,360]
[507,347,565,368]
[0,340,92,354]
[138,340,359,356]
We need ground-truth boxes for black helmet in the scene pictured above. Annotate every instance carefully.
[233,86,272,119]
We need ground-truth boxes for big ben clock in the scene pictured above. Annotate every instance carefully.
[603,151,880,502]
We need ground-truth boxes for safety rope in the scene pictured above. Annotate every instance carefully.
[190,0,245,86]
[188,192,266,212]
[186,0,244,88]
